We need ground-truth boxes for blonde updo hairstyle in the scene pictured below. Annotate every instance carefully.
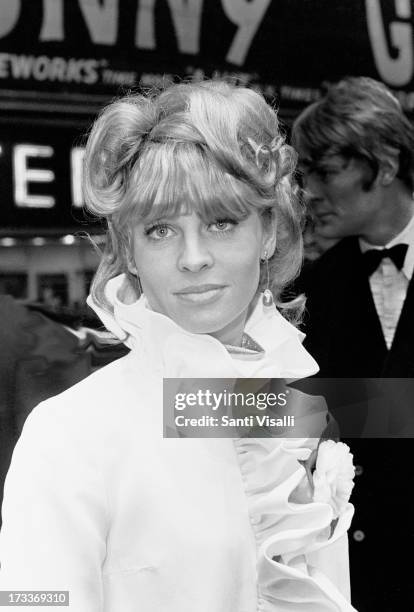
[84,80,304,321]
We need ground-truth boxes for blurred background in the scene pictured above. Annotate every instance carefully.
[1,1,413,609]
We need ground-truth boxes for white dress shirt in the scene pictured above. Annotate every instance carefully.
[359,213,414,349]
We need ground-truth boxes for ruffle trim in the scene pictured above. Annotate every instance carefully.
[233,438,357,611]
[87,274,319,380]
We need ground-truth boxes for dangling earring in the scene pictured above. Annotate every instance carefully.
[129,262,143,295]
[261,250,274,308]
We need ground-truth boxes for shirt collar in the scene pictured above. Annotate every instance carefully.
[359,212,414,279]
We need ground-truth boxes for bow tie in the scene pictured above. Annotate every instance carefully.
[363,244,408,276]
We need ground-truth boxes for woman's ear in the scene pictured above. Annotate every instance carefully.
[261,210,277,259]
[127,259,138,276]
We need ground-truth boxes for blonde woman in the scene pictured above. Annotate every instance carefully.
[0,81,356,611]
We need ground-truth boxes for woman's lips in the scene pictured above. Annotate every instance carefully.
[174,285,226,304]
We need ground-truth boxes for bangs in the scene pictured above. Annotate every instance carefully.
[119,142,266,227]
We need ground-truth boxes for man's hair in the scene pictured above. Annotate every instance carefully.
[83,80,305,321]
[292,76,414,191]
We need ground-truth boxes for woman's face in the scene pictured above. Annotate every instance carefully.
[130,209,275,345]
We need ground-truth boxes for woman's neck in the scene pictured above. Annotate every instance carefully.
[208,295,260,347]
[209,310,248,347]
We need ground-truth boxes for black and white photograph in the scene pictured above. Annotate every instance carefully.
[0,2,413,610]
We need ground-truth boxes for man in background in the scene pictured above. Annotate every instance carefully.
[292,77,414,610]
[293,76,414,376]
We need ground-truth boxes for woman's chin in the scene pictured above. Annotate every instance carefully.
[178,317,233,336]
[174,309,247,344]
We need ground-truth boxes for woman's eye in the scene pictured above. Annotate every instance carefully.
[145,224,172,240]
[210,219,237,232]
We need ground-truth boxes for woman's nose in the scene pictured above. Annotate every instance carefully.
[177,237,214,272]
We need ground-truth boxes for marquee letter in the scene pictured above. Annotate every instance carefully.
[78,0,119,44]
[136,0,202,53]
[14,145,55,208]
[0,0,21,39]
[222,0,271,65]
[71,147,85,208]
[135,0,156,49]
[366,0,413,86]
[166,0,203,54]
[40,0,64,40]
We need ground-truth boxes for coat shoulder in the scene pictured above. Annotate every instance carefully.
[314,237,359,273]
[299,237,360,296]
[23,352,155,445]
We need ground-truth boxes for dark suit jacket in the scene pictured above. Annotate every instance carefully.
[296,237,414,610]
[299,236,414,377]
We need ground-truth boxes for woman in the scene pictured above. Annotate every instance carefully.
[0,81,356,611]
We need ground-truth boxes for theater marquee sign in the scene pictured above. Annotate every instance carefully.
[0,123,96,235]
[0,0,414,111]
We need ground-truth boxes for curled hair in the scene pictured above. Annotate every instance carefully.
[84,80,305,322]
[292,76,414,191]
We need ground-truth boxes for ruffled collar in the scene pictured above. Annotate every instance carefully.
[87,274,318,379]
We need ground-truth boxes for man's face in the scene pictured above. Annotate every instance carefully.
[300,155,383,240]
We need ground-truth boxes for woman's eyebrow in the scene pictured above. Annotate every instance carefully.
[143,214,175,224]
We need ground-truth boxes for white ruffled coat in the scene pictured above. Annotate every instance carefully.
[0,275,356,611]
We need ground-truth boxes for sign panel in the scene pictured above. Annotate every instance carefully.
[0,123,100,234]
[0,1,414,111]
